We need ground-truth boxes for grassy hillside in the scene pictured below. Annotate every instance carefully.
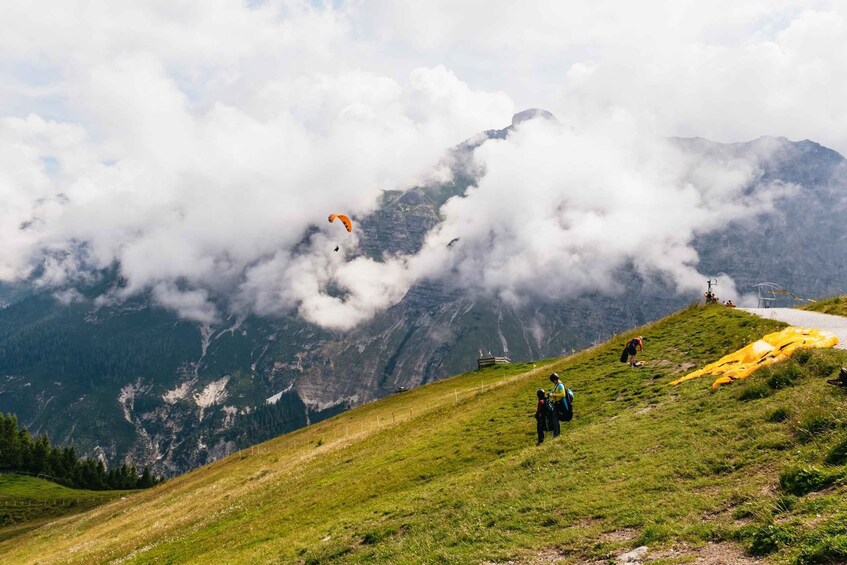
[803,295,847,317]
[0,474,128,542]
[3,304,847,564]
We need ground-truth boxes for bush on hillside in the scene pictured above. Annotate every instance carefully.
[748,523,797,556]
[636,524,674,546]
[795,534,847,564]
[794,411,839,443]
[779,466,837,496]
[765,363,806,390]
[767,406,792,423]
[792,348,814,365]
[738,381,772,401]
[824,435,847,466]
[800,349,843,379]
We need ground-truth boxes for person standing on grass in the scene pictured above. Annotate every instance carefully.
[547,374,563,438]
[534,388,551,445]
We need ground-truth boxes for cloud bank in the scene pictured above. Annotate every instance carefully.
[0,1,842,329]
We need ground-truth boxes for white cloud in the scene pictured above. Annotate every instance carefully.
[410,115,797,304]
[0,1,514,326]
[354,1,847,153]
[0,1,842,329]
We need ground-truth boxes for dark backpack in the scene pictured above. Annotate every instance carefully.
[543,399,557,431]
[555,389,574,422]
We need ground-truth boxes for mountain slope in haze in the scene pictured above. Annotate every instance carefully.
[0,475,127,542]
[1,114,847,475]
[3,304,847,564]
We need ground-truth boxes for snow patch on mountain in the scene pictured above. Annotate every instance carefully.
[301,393,359,413]
[266,383,294,405]
[217,316,245,337]
[162,379,195,405]
[118,379,146,423]
[194,376,230,421]
[222,405,238,427]
[199,323,214,357]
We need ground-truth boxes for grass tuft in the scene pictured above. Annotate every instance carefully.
[748,523,797,556]
[795,533,847,565]
[794,411,839,443]
[779,466,838,496]
[737,381,772,401]
[824,435,847,466]
[764,362,806,389]
[767,406,792,423]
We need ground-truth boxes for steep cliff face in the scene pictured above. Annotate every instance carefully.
[1,119,846,475]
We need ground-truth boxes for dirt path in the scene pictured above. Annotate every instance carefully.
[739,308,847,350]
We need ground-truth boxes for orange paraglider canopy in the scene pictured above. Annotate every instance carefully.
[328,213,352,232]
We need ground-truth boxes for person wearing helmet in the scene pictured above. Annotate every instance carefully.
[547,374,564,438]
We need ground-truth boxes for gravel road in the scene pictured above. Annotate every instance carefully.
[739,308,847,350]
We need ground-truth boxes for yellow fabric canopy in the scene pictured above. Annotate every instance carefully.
[670,326,839,389]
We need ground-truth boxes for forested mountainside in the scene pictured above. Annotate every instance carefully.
[1,112,845,475]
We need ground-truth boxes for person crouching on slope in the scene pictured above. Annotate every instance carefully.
[624,336,643,367]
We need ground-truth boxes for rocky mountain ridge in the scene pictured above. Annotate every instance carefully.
[1,113,845,475]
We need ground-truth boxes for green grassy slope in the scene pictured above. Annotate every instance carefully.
[802,295,847,317]
[0,474,129,542]
[3,305,847,564]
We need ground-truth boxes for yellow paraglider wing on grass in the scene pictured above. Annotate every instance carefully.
[328,213,352,233]
[670,326,839,389]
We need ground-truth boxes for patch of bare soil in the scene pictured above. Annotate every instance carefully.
[520,542,762,565]
[648,542,763,564]
[649,360,696,373]
[599,529,639,543]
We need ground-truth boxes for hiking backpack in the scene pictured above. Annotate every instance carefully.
[555,389,574,422]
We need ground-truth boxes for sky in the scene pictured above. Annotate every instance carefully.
[0,0,845,328]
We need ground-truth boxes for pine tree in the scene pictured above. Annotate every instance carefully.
[32,434,50,475]
[139,466,154,488]
[0,412,162,489]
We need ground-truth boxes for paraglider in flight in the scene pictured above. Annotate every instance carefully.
[328,213,352,232]
[328,213,352,252]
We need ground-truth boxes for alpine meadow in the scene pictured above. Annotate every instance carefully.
[3,2,847,564]
[3,303,847,563]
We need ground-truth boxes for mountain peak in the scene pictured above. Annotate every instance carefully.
[511,108,556,126]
